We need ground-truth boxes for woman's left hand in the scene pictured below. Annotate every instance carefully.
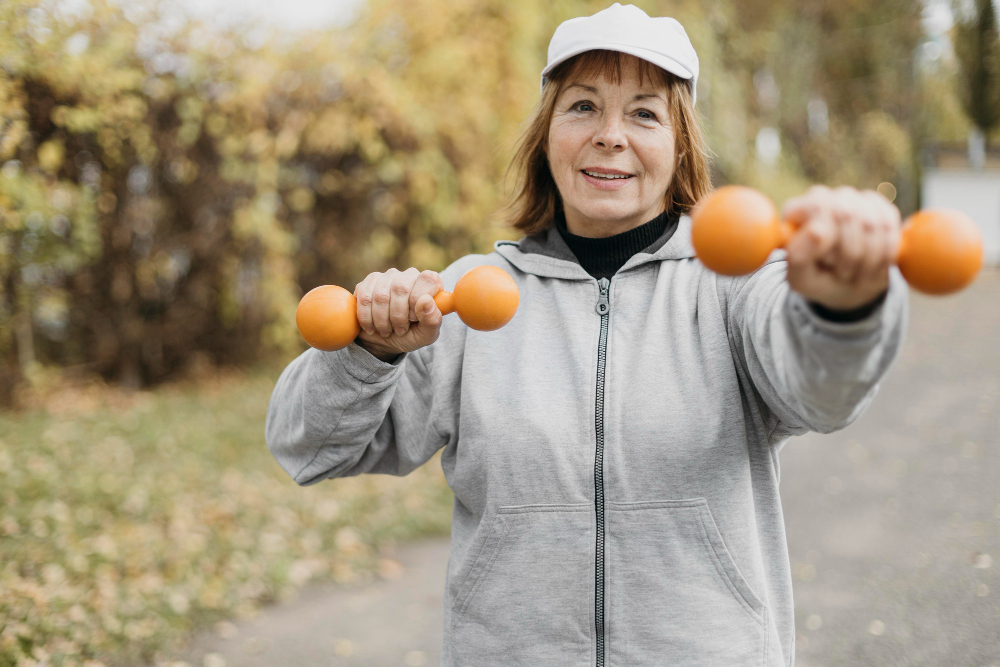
[782,185,902,311]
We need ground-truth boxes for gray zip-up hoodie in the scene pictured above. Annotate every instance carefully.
[265,214,908,667]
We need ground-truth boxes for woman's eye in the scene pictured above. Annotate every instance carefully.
[572,102,595,112]
[636,109,657,120]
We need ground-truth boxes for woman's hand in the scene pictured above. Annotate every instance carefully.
[354,268,444,361]
[782,185,901,311]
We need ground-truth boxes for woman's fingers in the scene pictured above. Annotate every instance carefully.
[856,214,885,284]
[389,268,420,336]
[410,270,444,321]
[411,293,443,348]
[354,268,445,353]
[856,192,892,282]
[831,187,865,284]
[354,272,381,336]
[785,186,837,266]
[414,293,440,324]
[370,269,400,337]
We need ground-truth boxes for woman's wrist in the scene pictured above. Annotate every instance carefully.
[807,287,889,323]
[355,338,402,363]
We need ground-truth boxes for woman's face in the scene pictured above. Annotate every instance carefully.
[547,60,676,238]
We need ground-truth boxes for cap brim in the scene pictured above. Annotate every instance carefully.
[540,42,693,83]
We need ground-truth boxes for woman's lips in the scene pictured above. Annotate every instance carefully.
[580,170,634,190]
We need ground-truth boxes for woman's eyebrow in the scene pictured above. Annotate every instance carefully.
[561,84,665,103]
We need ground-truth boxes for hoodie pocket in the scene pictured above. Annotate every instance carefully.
[451,503,593,667]
[605,498,767,667]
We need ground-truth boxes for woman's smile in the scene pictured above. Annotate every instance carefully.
[580,167,636,190]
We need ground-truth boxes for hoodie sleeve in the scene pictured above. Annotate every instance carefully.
[717,252,909,436]
[264,338,446,485]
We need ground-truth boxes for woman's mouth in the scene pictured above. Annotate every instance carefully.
[580,169,634,189]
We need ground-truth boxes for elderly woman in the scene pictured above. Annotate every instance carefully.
[266,4,907,666]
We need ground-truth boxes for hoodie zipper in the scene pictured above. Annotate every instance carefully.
[594,277,610,666]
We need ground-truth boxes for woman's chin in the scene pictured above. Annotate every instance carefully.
[573,203,649,228]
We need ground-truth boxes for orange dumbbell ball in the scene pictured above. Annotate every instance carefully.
[894,210,984,295]
[690,185,984,295]
[295,265,520,351]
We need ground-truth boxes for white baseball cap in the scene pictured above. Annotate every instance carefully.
[540,3,700,106]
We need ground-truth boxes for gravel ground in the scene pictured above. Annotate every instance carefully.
[178,268,1000,667]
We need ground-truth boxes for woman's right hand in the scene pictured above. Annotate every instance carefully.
[353,268,445,361]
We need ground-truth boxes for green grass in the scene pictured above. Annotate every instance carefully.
[0,361,454,666]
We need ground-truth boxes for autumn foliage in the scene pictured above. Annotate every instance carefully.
[0,0,942,405]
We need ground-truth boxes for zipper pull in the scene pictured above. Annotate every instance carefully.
[596,278,610,315]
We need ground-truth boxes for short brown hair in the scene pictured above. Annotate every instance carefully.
[503,50,712,236]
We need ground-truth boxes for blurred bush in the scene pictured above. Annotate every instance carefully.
[0,0,967,405]
[0,0,549,404]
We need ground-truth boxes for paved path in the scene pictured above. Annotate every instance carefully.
[178,269,1000,666]
[781,269,1000,667]
[179,539,450,666]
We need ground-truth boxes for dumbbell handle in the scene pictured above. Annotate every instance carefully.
[433,290,456,316]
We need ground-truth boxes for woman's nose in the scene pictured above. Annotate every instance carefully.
[592,113,627,151]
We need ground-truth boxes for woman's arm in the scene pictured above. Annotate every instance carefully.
[719,260,908,435]
[265,263,461,486]
[717,185,909,435]
[265,341,444,485]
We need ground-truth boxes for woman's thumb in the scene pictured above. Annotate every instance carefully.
[415,294,443,330]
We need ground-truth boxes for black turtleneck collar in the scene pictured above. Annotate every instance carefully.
[554,209,679,280]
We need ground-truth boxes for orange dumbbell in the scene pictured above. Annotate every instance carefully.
[690,185,984,295]
[295,265,520,351]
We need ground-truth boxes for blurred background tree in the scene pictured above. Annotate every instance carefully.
[0,0,978,406]
[952,0,1000,149]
